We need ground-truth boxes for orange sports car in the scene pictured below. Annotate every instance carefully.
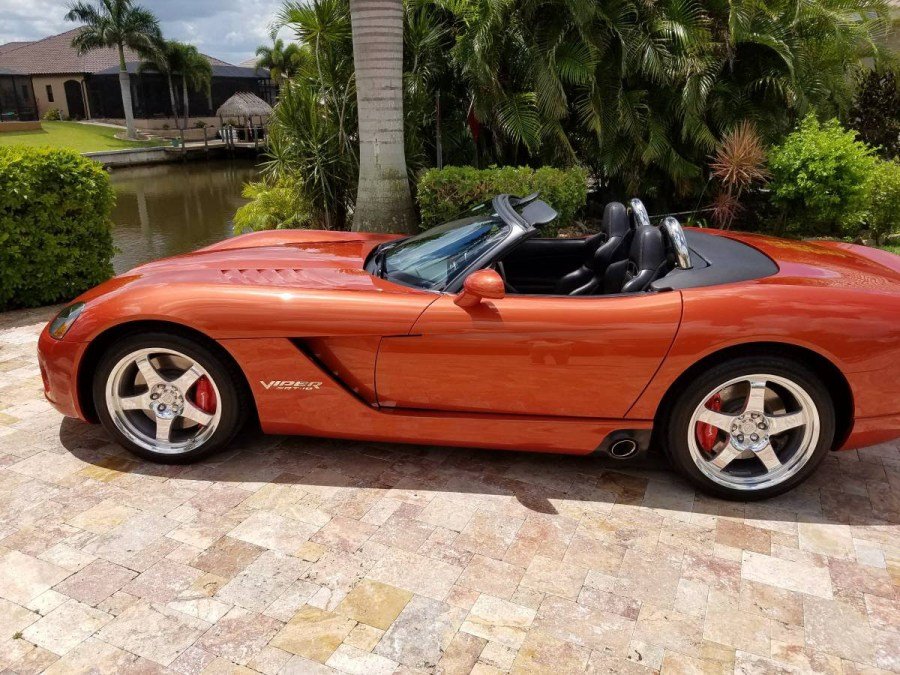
[38,196,900,499]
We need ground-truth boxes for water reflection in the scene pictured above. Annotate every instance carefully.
[109,160,260,273]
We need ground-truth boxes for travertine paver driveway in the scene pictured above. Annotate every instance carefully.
[0,306,898,675]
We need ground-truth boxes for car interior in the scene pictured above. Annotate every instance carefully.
[497,199,674,296]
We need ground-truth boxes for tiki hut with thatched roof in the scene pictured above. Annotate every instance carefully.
[216,92,273,141]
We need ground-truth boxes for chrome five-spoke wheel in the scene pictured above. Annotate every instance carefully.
[95,333,247,463]
[667,357,834,499]
[105,347,222,454]
[687,374,820,491]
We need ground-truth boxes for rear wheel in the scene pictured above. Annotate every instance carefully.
[93,333,247,463]
[665,357,834,500]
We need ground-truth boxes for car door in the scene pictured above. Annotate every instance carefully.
[375,291,683,419]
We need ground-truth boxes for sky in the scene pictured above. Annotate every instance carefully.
[0,0,292,65]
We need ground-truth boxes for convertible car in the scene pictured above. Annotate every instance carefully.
[38,195,900,499]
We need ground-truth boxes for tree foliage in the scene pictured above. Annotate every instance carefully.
[66,0,161,60]
[848,68,900,159]
[255,38,308,80]
[769,115,877,237]
[250,0,893,231]
[445,0,890,198]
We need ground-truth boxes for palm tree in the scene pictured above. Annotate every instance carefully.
[173,44,212,130]
[348,0,416,233]
[447,0,891,198]
[255,38,305,80]
[66,0,161,140]
[138,39,181,127]
[271,0,357,229]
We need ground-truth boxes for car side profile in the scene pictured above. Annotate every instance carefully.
[38,196,900,499]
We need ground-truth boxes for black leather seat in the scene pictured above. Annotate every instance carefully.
[556,202,631,295]
[603,225,668,294]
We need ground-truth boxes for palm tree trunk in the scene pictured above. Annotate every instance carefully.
[182,77,190,131]
[118,45,137,140]
[349,0,416,233]
[167,75,178,128]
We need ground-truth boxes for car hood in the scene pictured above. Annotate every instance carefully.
[114,229,411,293]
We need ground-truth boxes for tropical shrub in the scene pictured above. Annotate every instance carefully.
[866,160,900,243]
[768,116,877,237]
[417,165,588,233]
[0,147,114,310]
[233,180,314,234]
[707,121,769,229]
[42,108,63,121]
[849,69,900,159]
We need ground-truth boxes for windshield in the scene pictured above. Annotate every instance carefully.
[382,211,511,289]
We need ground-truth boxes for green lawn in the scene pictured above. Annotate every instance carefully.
[0,121,163,153]
[881,244,900,255]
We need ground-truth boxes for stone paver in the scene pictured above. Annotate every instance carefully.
[0,305,898,674]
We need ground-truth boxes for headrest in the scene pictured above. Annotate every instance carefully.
[603,202,629,239]
[630,226,666,270]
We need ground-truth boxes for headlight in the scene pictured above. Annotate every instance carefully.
[48,302,85,339]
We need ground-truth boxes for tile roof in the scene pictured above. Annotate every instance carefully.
[0,29,232,76]
[0,41,33,55]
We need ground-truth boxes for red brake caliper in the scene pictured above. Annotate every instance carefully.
[192,376,217,423]
[696,393,723,454]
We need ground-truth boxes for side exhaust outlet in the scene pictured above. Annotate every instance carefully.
[609,438,639,459]
[593,430,651,460]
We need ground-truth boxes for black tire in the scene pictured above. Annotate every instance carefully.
[93,332,248,464]
[664,355,835,500]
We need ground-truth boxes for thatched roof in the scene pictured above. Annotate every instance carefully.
[216,92,273,119]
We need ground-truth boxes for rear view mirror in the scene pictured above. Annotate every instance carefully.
[455,269,505,307]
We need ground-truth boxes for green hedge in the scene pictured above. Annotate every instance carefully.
[769,116,877,238]
[417,165,588,234]
[0,147,115,310]
[866,159,900,243]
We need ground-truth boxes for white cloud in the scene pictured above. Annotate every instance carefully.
[0,0,290,64]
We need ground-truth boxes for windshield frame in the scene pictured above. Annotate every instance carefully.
[369,195,537,293]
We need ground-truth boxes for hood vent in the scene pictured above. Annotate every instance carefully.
[219,268,309,285]
[218,267,368,288]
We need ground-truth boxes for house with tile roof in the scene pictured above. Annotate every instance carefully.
[0,29,273,127]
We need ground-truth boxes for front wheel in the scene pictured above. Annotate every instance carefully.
[93,332,248,464]
[665,357,834,500]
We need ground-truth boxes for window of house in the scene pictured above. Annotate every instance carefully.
[46,85,54,102]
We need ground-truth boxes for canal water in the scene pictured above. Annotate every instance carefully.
[108,160,261,274]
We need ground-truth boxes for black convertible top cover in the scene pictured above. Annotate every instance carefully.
[651,229,778,290]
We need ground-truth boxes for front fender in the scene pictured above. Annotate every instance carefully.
[61,282,436,343]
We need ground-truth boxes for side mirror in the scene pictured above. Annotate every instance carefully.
[454,269,505,307]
